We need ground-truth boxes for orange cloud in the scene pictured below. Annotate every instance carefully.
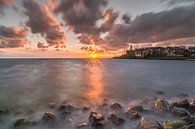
[47,0,57,9]
[0,25,28,48]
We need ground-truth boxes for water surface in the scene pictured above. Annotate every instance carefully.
[0,59,195,128]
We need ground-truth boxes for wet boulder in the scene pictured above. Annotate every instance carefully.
[76,122,88,129]
[82,106,90,112]
[0,109,9,115]
[89,111,105,128]
[11,119,35,129]
[110,103,123,110]
[163,120,184,129]
[59,104,74,112]
[183,115,195,125]
[178,99,190,108]
[129,105,144,112]
[126,110,140,119]
[139,117,163,129]
[154,98,169,112]
[189,100,195,110]
[108,114,125,126]
[42,112,55,121]
[172,99,190,109]
[58,104,75,116]
[171,107,190,117]
[185,124,195,129]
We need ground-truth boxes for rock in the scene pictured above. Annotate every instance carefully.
[59,104,74,112]
[126,110,140,119]
[12,119,34,129]
[0,109,9,115]
[48,103,56,109]
[76,122,88,128]
[139,117,163,129]
[154,98,169,112]
[82,106,90,112]
[172,99,190,109]
[58,104,74,116]
[89,111,105,128]
[110,103,122,110]
[183,115,195,125]
[42,112,55,121]
[171,107,190,117]
[129,105,144,112]
[189,100,195,110]
[185,124,195,129]
[178,99,190,108]
[141,98,150,105]
[108,114,125,126]
[163,120,184,129]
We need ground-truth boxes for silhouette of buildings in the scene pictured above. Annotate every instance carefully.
[126,46,195,57]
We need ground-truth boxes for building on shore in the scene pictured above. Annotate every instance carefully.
[125,46,195,58]
[189,47,195,56]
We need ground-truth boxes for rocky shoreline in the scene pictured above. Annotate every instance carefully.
[0,97,195,129]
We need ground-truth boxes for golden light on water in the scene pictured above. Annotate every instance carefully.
[85,59,103,103]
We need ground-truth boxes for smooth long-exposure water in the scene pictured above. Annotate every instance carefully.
[0,59,195,129]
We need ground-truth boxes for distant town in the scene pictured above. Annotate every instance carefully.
[115,46,195,60]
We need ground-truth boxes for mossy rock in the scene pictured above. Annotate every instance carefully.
[164,120,185,129]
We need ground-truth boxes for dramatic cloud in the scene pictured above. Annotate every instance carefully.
[81,46,105,53]
[55,0,107,34]
[105,4,195,47]
[37,42,48,48]
[122,14,131,24]
[0,25,28,48]
[153,37,195,47]
[0,0,14,15]
[47,0,57,9]
[23,0,66,46]
[78,34,106,45]
[162,0,195,6]
[98,8,119,32]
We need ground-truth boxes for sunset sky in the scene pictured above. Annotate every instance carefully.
[0,0,195,58]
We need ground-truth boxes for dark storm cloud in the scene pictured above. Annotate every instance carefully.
[23,0,66,46]
[0,25,27,38]
[105,4,195,47]
[0,0,14,15]
[0,25,28,48]
[98,8,119,32]
[78,34,107,45]
[162,0,195,6]
[55,0,107,34]
[122,14,131,24]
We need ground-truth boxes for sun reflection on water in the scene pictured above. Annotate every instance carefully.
[85,59,103,103]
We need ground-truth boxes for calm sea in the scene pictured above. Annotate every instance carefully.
[0,59,195,128]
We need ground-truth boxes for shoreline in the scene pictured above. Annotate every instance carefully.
[1,96,195,129]
[113,56,195,61]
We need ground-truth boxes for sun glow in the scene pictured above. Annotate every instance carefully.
[88,52,99,59]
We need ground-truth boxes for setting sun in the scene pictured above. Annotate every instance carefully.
[89,52,99,59]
